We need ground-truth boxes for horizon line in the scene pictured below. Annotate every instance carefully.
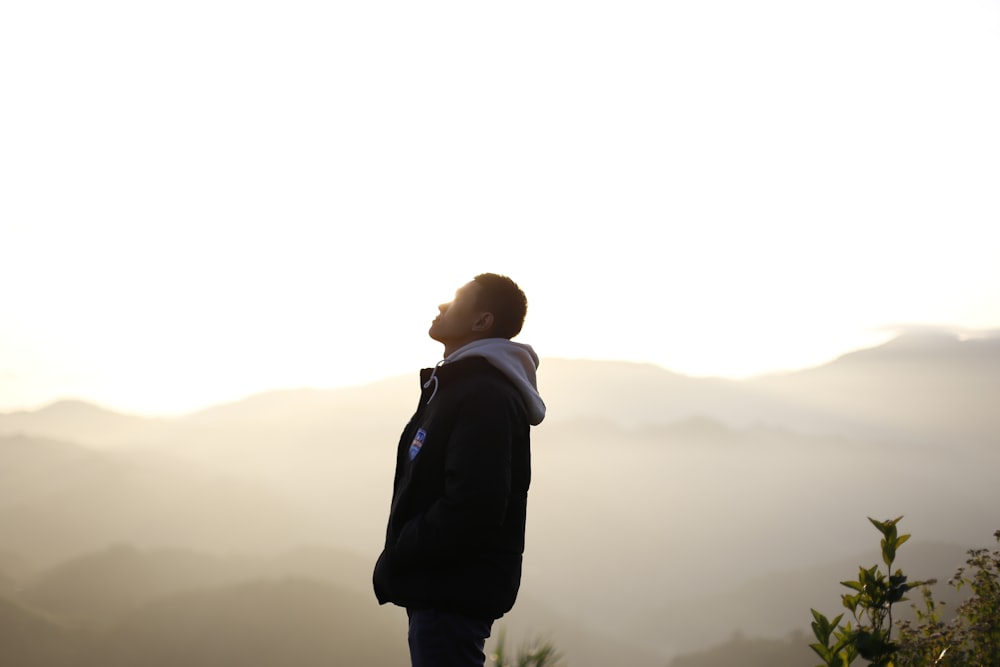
[3,326,996,419]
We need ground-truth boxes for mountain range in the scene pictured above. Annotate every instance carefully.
[1,328,997,666]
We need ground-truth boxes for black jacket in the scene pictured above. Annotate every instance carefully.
[372,356,532,620]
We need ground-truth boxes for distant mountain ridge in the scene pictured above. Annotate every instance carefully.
[12,543,373,625]
[1,327,998,666]
[2,328,996,447]
[1,578,409,667]
[0,433,324,568]
[0,400,164,447]
[747,329,1000,445]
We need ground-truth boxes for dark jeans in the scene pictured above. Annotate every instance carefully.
[407,608,493,667]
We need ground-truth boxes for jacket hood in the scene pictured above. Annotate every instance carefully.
[442,338,546,425]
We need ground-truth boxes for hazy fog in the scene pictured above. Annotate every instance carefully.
[2,329,998,666]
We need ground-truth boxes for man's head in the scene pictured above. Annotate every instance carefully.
[428,273,528,356]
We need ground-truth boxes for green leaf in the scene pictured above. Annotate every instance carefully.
[882,540,896,567]
[868,516,903,538]
[811,608,832,627]
[812,610,846,646]
[810,642,832,662]
[859,565,881,589]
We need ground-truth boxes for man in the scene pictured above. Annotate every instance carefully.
[373,273,546,667]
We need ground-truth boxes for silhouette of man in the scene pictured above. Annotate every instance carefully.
[373,273,546,667]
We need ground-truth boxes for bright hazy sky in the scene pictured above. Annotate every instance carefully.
[2,1,998,415]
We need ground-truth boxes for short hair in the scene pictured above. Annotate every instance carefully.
[472,273,528,339]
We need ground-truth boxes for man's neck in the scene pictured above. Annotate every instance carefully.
[442,335,493,359]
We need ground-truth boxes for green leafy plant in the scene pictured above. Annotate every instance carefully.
[896,529,1000,666]
[810,516,925,667]
[809,608,857,667]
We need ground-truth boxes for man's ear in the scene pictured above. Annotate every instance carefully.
[472,312,495,334]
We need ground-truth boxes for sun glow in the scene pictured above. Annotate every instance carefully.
[2,0,998,414]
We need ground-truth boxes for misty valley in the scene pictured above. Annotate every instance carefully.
[2,330,998,667]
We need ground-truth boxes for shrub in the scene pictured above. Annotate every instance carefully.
[896,529,1000,666]
[810,518,1000,667]
[810,516,926,667]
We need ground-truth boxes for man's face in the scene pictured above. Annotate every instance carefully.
[428,281,487,350]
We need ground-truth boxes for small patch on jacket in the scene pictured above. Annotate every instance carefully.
[408,428,427,460]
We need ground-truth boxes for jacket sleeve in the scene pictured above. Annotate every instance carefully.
[393,386,516,565]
